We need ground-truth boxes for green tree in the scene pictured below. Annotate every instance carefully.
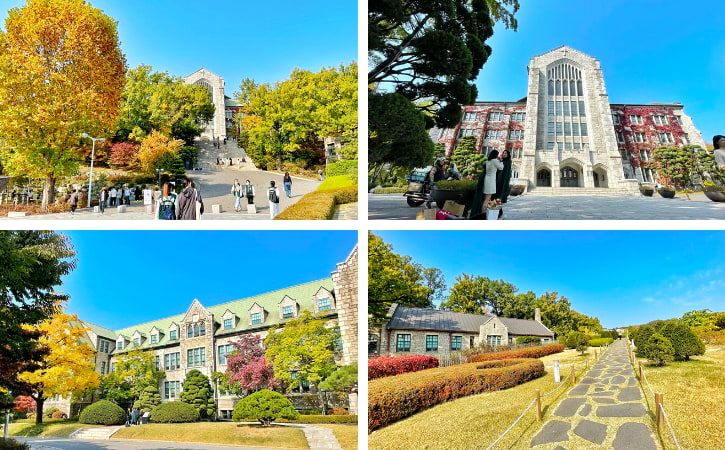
[0,0,126,211]
[133,385,161,413]
[0,231,76,395]
[565,331,589,355]
[633,325,656,358]
[651,145,692,188]
[264,311,338,391]
[368,232,441,319]
[368,92,435,184]
[179,369,215,419]
[231,389,298,426]
[318,363,358,394]
[450,136,485,179]
[440,274,517,315]
[99,349,165,407]
[641,333,674,366]
[658,321,705,360]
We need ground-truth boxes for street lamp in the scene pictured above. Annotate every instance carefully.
[81,133,106,208]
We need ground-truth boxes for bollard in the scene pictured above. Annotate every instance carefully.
[585,359,589,369]
[638,361,644,382]
[553,360,561,383]
[535,389,542,422]
[655,393,663,430]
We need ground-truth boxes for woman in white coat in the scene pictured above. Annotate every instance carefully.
[483,150,504,211]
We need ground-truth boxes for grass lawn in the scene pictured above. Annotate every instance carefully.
[369,348,596,449]
[636,347,725,450]
[113,422,309,448]
[316,424,357,450]
[8,420,102,437]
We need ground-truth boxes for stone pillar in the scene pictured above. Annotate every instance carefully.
[331,245,358,366]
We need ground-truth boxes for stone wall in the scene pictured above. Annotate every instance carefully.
[332,245,358,366]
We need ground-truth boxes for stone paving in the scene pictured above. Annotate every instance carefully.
[530,340,659,449]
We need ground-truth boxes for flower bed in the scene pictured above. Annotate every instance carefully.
[274,185,357,220]
[466,343,564,363]
[368,355,439,380]
[369,358,544,432]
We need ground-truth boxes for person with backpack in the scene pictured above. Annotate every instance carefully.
[231,179,243,211]
[68,189,79,215]
[176,177,204,220]
[156,183,177,220]
[244,180,255,205]
[268,180,280,219]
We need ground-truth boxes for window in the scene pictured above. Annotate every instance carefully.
[620,148,628,159]
[578,101,585,116]
[282,305,294,319]
[154,356,160,370]
[251,312,262,325]
[556,122,562,136]
[487,111,503,122]
[425,335,438,352]
[317,298,331,311]
[133,338,140,347]
[187,325,193,338]
[481,146,497,156]
[486,335,502,346]
[334,327,343,351]
[484,130,500,140]
[164,352,180,370]
[639,149,651,161]
[470,336,475,348]
[218,344,233,365]
[641,167,653,182]
[111,362,116,372]
[616,131,625,143]
[548,80,554,95]
[117,341,123,350]
[629,114,643,125]
[563,102,570,117]
[564,122,571,136]
[508,129,524,140]
[652,114,668,125]
[220,410,232,420]
[562,79,568,96]
[223,318,233,330]
[462,111,477,121]
[674,115,682,125]
[396,334,411,352]
[164,381,180,400]
[512,148,523,158]
[169,330,177,341]
[151,334,158,344]
[555,101,562,116]
[458,128,475,138]
[634,132,647,143]
[580,123,588,136]
[200,322,206,336]
[572,123,580,137]
[451,336,462,351]
[680,133,689,144]
[658,132,674,144]
[100,340,110,353]
[612,114,620,124]
[100,361,106,375]
[547,142,555,150]
[187,347,206,367]
[573,143,581,150]
[547,122,554,136]
[511,112,525,122]
[547,101,554,116]
[571,101,578,116]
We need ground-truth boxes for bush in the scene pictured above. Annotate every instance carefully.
[325,160,357,178]
[275,186,357,220]
[150,401,199,423]
[515,336,543,345]
[134,386,161,413]
[634,326,656,357]
[329,408,349,415]
[659,321,705,360]
[51,411,67,419]
[232,389,298,426]
[277,414,357,424]
[318,175,355,191]
[368,355,439,380]
[565,331,589,354]
[79,400,125,425]
[371,186,407,194]
[369,358,544,432]
[0,438,30,450]
[44,407,59,418]
[466,344,564,363]
[179,369,216,419]
[588,338,613,347]
[642,333,675,366]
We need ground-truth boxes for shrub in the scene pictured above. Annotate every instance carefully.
[371,186,407,194]
[659,321,705,360]
[368,355,439,380]
[277,414,357,424]
[318,175,355,191]
[515,336,542,345]
[466,344,564,363]
[232,389,298,426]
[44,407,60,418]
[51,411,67,419]
[642,333,675,366]
[369,358,544,432]
[134,386,161,413]
[325,160,357,178]
[79,400,125,425]
[634,326,656,357]
[565,331,590,354]
[0,438,30,450]
[150,401,199,423]
[330,408,349,415]
[588,337,613,347]
[180,369,216,419]
[275,186,357,220]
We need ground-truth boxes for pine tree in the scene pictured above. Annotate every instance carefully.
[180,369,216,419]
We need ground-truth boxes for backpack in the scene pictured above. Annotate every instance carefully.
[160,197,175,220]
[268,188,279,203]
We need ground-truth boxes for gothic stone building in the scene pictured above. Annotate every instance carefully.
[370,304,554,360]
[431,46,706,193]
[184,68,244,140]
[48,246,358,418]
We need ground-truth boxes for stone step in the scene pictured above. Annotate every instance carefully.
[527,187,638,196]
[71,426,121,440]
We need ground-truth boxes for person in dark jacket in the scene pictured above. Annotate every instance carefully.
[495,149,513,203]
[176,177,204,220]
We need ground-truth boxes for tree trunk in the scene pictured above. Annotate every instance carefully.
[41,175,56,212]
[34,394,44,425]
[277,155,283,171]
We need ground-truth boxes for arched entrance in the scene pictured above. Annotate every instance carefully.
[593,167,609,188]
[536,169,551,187]
[560,166,579,187]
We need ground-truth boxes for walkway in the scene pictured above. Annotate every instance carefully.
[530,340,659,449]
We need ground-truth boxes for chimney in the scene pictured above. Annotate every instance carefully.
[535,308,541,322]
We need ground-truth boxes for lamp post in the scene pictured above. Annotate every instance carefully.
[81,133,106,208]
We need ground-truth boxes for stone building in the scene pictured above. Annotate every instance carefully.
[184,68,244,140]
[370,304,554,360]
[431,46,706,194]
[47,246,358,418]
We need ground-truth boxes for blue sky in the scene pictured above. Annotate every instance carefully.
[1,0,357,89]
[373,230,725,329]
[474,0,723,144]
[59,231,357,330]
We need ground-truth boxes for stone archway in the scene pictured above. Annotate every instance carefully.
[560,166,579,187]
[593,165,609,188]
[536,168,552,187]
[184,68,226,139]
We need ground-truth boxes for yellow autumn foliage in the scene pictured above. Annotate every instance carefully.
[137,130,184,175]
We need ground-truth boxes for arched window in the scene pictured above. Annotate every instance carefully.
[187,325,193,338]
[547,61,587,154]
[200,322,206,336]
[193,324,199,337]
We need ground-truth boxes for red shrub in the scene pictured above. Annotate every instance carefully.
[368,355,439,380]
[51,411,67,419]
[368,358,544,432]
[467,343,564,363]
[109,142,139,169]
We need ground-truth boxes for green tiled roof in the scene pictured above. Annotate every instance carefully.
[110,278,334,353]
[80,321,117,341]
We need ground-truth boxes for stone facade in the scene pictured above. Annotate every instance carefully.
[184,68,227,139]
[331,245,358,366]
[431,46,706,194]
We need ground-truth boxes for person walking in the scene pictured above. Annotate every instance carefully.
[283,172,292,198]
[156,182,177,220]
[245,180,255,206]
[268,180,280,219]
[176,177,204,220]
[109,186,117,206]
[99,187,108,214]
[68,189,79,215]
[124,186,132,206]
[231,179,243,211]
[318,168,324,181]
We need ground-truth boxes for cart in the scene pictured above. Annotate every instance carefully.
[403,166,432,207]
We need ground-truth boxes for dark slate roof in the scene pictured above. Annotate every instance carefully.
[387,305,492,333]
[499,317,554,337]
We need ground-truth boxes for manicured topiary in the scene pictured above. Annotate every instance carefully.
[179,369,216,419]
[659,321,705,360]
[133,385,161,413]
[149,401,199,423]
[466,343,564,363]
[368,355,439,380]
[232,389,299,426]
[587,337,613,347]
[275,186,357,220]
[79,400,125,425]
[641,333,675,366]
[634,326,656,357]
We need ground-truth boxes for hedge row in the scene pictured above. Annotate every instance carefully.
[318,175,355,191]
[325,160,357,178]
[371,186,407,194]
[277,414,358,424]
[368,355,439,380]
[467,343,564,363]
[275,185,357,220]
[588,338,613,347]
[369,358,544,432]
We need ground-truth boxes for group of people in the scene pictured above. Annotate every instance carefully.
[230,178,282,219]
[96,185,141,213]
[126,407,146,426]
[154,177,204,220]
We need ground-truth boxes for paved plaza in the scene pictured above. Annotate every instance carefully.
[530,340,658,449]
[369,192,725,220]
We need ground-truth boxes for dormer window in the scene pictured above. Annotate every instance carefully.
[251,312,262,325]
[133,338,140,347]
[317,298,331,311]
[117,341,123,350]
[223,318,232,330]
[151,334,158,344]
[282,305,294,319]
[170,330,177,340]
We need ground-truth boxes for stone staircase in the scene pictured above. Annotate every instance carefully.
[526,187,639,196]
[70,426,122,440]
[194,138,254,171]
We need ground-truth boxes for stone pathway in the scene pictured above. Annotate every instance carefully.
[530,340,659,449]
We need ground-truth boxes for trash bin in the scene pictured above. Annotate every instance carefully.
[141,412,150,424]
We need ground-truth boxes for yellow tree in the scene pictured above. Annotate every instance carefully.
[136,130,184,175]
[0,0,126,211]
[18,310,100,424]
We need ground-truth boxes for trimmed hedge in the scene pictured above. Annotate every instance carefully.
[318,175,355,191]
[275,185,357,220]
[369,358,544,431]
[467,344,564,363]
[325,160,357,178]
[150,401,200,423]
[277,414,358,424]
[371,186,407,194]
[79,400,125,425]
[588,338,614,347]
[368,355,439,380]
[515,336,543,345]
